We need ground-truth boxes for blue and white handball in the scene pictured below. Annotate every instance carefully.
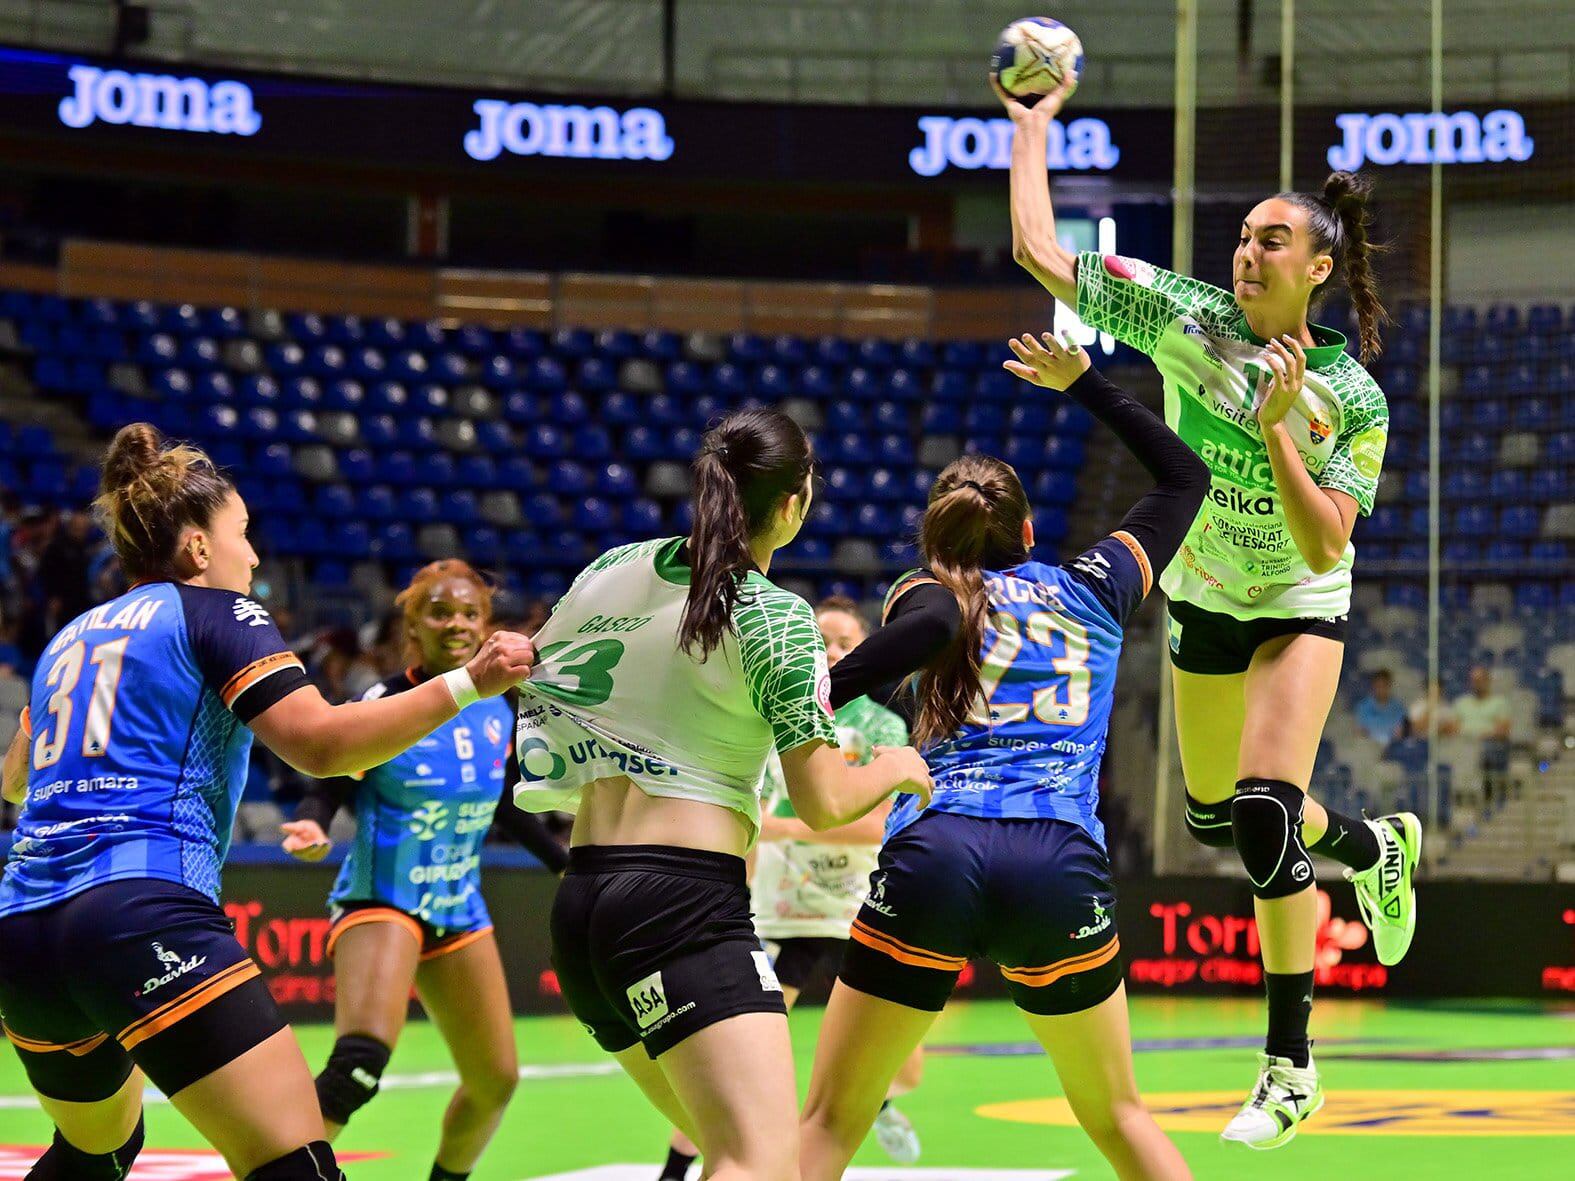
[992,17,1084,101]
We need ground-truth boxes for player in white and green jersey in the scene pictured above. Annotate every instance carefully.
[658,599,925,1179]
[515,408,931,1177]
[997,72,1420,1151]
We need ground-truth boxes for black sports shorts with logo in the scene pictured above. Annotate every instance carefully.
[760,936,847,995]
[1167,599,1347,676]
[551,845,787,1058]
[839,812,1124,1016]
[0,878,286,1101]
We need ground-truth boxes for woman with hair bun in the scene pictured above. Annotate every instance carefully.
[0,425,533,1180]
[999,73,1418,1148]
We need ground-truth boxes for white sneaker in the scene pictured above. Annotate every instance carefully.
[1220,1052,1324,1150]
[872,1102,922,1164]
[1345,812,1422,966]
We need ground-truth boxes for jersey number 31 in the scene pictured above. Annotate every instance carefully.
[32,637,130,769]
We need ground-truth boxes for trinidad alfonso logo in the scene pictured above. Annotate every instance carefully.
[136,941,208,998]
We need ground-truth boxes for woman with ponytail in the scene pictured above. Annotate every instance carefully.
[0,425,533,1181]
[800,336,1206,1181]
[515,407,930,1180]
[999,74,1416,1149]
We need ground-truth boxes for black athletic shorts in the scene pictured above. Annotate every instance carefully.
[839,812,1123,1016]
[327,901,495,963]
[0,879,286,1101]
[761,936,846,994]
[551,845,787,1058]
[1167,599,1347,675]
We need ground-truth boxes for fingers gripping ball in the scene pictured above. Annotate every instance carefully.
[992,18,1084,100]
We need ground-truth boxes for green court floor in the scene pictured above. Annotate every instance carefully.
[0,997,1569,1179]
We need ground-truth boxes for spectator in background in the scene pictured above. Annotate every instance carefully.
[36,509,93,635]
[1455,664,1513,805]
[1409,678,1457,737]
[1454,664,1512,742]
[1354,669,1407,747]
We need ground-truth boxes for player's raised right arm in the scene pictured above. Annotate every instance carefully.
[251,630,534,779]
[995,75,1078,307]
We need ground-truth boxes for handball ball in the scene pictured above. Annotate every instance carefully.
[992,17,1084,100]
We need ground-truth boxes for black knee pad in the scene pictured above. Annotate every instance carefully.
[28,1116,144,1180]
[314,1034,391,1126]
[1230,778,1315,899]
[1183,793,1236,848]
[244,1141,344,1180]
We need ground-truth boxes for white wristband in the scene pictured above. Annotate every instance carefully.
[440,666,480,710]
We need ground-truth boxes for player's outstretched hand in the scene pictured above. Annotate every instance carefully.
[280,819,331,862]
[990,73,1077,125]
[466,630,536,697]
[1256,334,1307,429]
[1005,331,1092,391]
[874,745,934,809]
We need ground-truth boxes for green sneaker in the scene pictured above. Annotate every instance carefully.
[1345,812,1422,966]
[1220,1052,1324,1149]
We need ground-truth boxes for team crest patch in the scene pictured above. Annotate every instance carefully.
[484,716,505,745]
[1307,412,1333,445]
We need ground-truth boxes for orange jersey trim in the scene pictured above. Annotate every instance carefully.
[420,925,494,962]
[4,1024,109,1057]
[999,936,1121,987]
[118,960,260,1051]
[219,651,305,708]
[850,919,967,973]
[1109,531,1153,598]
[882,576,943,624]
[327,907,424,959]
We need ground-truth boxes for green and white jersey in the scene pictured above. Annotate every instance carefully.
[513,538,838,842]
[1077,251,1388,619]
[752,696,908,939]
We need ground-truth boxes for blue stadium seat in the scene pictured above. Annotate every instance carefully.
[177,336,220,371]
[800,365,839,399]
[548,460,592,497]
[358,485,397,520]
[572,426,613,461]
[1031,471,1078,506]
[502,328,546,361]
[480,356,517,391]
[1529,468,1567,502]
[441,491,480,525]
[1499,505,1540,539]
[457,455,497,489]
[640,330,682,362]
[1511,398,1554,430]
[824,467,868,501]
[310,345,351,379]
[1443,469,1487,503]
[806,501,849,539]
[852,503,897,538]
[867,468,903,503]
[598,463,639,499]
[553,328,594,361]
[476,421,514,454]
[577,357,615,393]
[921,403,962,434]
[754,364,796,398]
[713,363,749,398]
[499,457,538,492]
[391,350,430,383]
[314,485,356,520]
[813,336,852,367]
[941,341,982,369]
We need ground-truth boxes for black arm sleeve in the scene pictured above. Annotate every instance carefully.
[828,582,961,710]
[1059,366,1209,610]
[294,777,354,830]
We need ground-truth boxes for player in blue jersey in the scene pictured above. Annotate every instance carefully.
[798,337,1207,1181]
[282,559,565,1181]
[0,424,534,1181]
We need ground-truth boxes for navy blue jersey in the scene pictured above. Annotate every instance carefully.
[885,532,1152,848]
[329,671,513,932]
[1,584,308,916]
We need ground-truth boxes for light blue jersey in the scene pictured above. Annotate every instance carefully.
[884,532,1153,848]
[329,671,513,932]
[1,583,307,916]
